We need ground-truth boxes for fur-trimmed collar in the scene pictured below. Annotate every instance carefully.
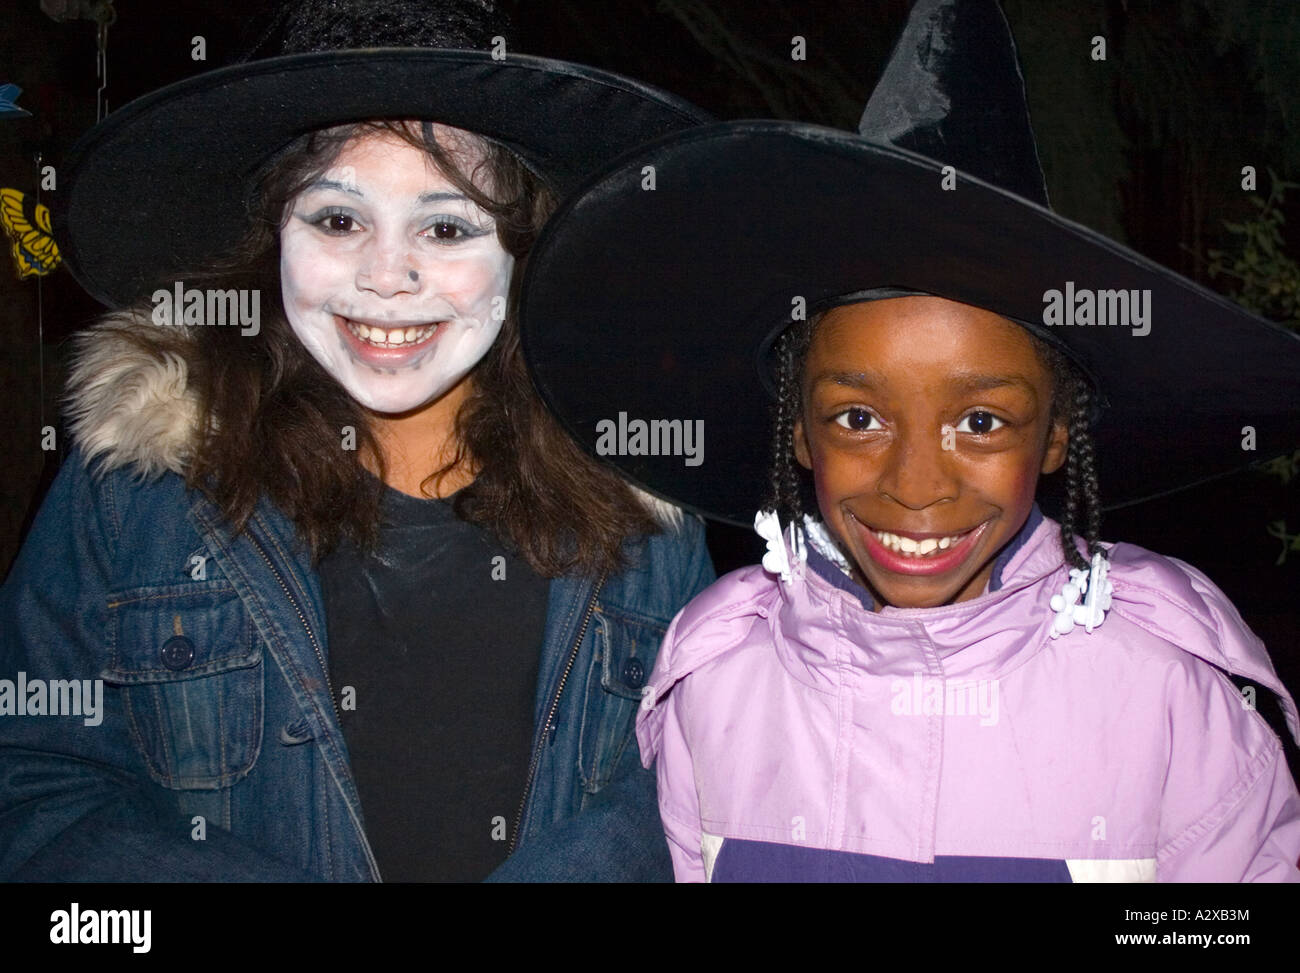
[65,309,198,478]
[63,311,684,526]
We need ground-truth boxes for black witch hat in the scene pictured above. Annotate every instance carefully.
[519,0,1300,526]
[52,0,710,309]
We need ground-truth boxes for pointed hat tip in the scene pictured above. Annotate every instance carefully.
[859,0,1050,206]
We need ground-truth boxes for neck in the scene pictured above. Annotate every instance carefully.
[364,379,476,498]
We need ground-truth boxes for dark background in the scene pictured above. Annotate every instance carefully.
[3,1,1298,752]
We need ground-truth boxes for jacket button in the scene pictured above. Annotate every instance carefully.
[160,635,195,671]
[622,657,645,689]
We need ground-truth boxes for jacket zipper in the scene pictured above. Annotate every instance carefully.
[247,528,381,880]
[247,531,343,728]
[508,573,606,855]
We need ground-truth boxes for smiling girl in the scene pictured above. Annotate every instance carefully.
[280,128,512,420]
[0,1,712,882]
[518,0,1300,882]
[789,297,1070,610]
[275,125,515,496]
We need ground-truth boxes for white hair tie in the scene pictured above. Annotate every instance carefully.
[754,509,806,582]
[1049,551,1113,637]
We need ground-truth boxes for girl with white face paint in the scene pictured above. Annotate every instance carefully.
[277,125,517,495]
[280,128,513,420]
[4,0,714,884]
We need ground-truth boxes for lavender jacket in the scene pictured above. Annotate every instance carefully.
[637,509,1300,882]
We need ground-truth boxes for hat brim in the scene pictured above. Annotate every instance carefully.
[53,49,709,308]
[520,120,1300,526]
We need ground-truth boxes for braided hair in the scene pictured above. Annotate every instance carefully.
[765,312,1105,573]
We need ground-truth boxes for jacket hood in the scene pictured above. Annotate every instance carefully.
[62,311,685,526]
[642,511,1299,744]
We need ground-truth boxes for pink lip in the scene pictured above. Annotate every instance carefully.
[335,314,444,367]
[852,516,990,577]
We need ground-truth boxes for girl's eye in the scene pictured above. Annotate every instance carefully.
[833,407,880,432]
[424,216,487,242]
[431,219,463,240]
[956,411,1005,435]
[305,208,359,235]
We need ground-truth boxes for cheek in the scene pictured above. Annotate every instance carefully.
[801,434,852,511]
[805,447,830,492]
[999,453,1044,511]
[801,425,853,489]
[425,252,511,308]
[280,233,347,307]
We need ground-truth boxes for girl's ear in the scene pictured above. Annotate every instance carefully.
[1041,417,1069,474]
[793,414,813,470]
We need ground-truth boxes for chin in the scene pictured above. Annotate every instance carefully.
[345,385,436,415]
[338,359,476,415]
[369,396,438,416]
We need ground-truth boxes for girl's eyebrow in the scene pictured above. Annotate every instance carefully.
[816,370,1036,394]
[303,178,361,197]
[417,191,469,204]
[816,370,883,390]
[298,185,470,206]
[946,373,1036,394]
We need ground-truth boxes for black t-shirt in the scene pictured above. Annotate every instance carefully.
[318,485,549,881]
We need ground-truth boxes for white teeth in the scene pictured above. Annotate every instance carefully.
[346,320,436,347]
[873,528,971,557]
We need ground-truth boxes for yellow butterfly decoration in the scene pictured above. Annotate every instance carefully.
[0,187,61,278]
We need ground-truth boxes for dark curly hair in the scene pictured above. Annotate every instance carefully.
[765,307,1104,574]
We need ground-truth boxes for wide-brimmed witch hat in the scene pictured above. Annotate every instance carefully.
[52,0,710,309]
[519,0,1300,527]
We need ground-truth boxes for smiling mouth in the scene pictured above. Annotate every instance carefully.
[340,316,443,348]
[867,525,980,558]
[848,514,992,578]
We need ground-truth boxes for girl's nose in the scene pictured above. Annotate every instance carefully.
[357,240,422,298]
[875,427,959,509]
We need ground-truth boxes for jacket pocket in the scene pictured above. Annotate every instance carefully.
[577,604,666,793]
[104,580,263,790]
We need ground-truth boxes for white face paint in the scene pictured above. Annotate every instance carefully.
[279,127,514,414]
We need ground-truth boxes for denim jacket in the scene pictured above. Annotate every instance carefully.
[0,314,715,881]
